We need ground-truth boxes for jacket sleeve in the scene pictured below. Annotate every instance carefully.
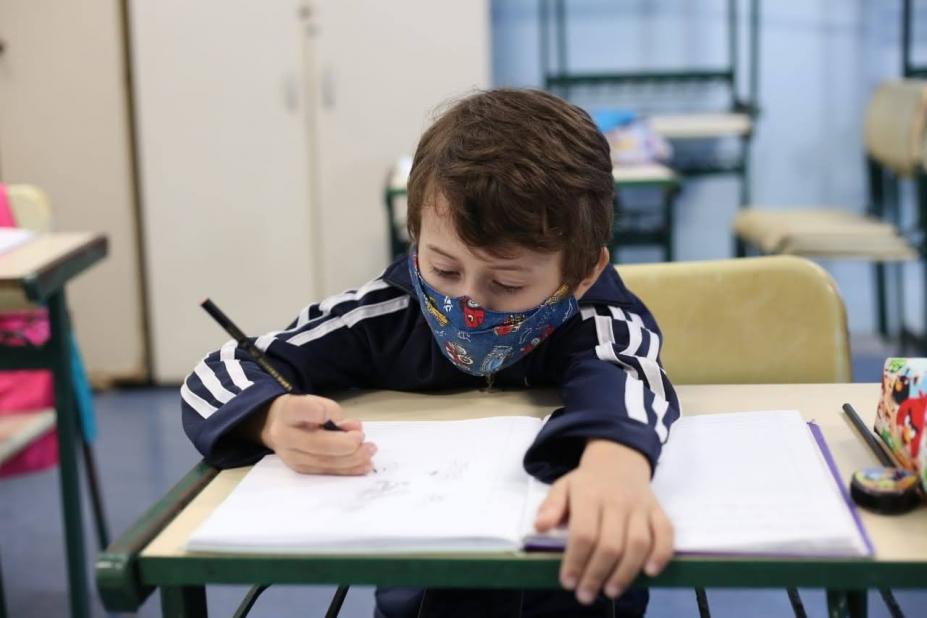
[524,304,680,483]
[180,278,411,468]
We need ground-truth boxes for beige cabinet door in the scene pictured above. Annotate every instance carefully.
[130,0,319,383]
[0,0,148,383]
[131,0,489,383]
[309,0,490,295]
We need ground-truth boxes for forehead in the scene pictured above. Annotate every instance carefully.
[419,199,561,269]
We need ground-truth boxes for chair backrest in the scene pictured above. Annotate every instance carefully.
[864,79,927,177]
[617,256,851,384]
[5,185,53,232]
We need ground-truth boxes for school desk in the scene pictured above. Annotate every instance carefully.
[96,383,927,618]
[0,232,108,618]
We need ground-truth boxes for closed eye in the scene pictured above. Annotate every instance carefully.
[494,281,524,294]
[430,266,459,279]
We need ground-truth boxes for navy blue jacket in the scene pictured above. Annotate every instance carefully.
[181,255,680,483]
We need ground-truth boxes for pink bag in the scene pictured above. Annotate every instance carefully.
[0,183,58,477]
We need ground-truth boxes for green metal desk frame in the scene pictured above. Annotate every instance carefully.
[97,459,925,618]
[0,235,107,618]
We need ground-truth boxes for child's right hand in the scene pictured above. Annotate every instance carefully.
[259,394,377,475]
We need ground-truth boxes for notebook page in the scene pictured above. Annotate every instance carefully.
[188,415,542,553]
[651,410,868,556]
[521,411,868,556]
[0,228,34,256]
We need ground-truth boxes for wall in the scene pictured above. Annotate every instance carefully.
[491,0,927,335]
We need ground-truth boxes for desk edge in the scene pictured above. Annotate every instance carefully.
[95,461,218,611]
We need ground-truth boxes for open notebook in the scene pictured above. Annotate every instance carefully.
[187,410,872,557]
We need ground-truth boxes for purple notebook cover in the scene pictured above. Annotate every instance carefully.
[524,422,875,557]
[807,421,875,557]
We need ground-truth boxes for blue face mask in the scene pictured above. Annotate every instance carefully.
[408,252,579,376]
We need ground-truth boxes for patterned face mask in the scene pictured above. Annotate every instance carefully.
[408,252,579,376]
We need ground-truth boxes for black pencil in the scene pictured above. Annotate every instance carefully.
[842,403,894,467]
[201,298,342,432]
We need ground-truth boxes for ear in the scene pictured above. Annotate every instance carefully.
[572,247,610,301]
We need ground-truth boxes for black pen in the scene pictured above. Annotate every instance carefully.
[201,298,342,432]
[842,403,894,467]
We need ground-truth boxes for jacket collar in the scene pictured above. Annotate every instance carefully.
[383,252,632,307]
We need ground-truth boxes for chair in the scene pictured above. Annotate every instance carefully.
[619,255,851,384]
[733,80,925,345]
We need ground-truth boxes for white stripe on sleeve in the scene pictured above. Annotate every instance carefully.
[652,395,670,443]
[220,339,254,390]
[194,359,236,404]
[181,382,217,419]
[287,296,410,347]
[612,309,666,399]
[257,278,394,352]
[623,373,648,424]
[592,314,639,378]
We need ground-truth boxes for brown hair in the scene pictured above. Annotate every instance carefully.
[406,88,614,288]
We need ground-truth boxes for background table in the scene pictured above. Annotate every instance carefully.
[0,232,107,618]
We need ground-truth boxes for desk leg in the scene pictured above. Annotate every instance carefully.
[48,291,90,618]
[161,586,208,618]
[0,550,8,618]
[826,590,868,618]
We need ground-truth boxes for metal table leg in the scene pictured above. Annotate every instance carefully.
[48,291,90,618]
[161,586,208,618]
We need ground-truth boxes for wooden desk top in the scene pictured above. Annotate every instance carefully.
[649,113,753,139]
[143,383,926,563]
[0,232,107,304]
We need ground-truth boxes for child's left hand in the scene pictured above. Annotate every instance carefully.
[534,439,674,605]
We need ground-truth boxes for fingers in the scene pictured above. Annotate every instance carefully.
[281,442,378,476]
[602,511,650,600]
[282,395,345,427]
[335,419,364,432]
[265,395,376,475]
[576,507,627,604]
[560,486,600,596]
[644,507,674,576]
[296,428,366,456]
[535,478,569,532]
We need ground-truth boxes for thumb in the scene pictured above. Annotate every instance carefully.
[534,477,569,532]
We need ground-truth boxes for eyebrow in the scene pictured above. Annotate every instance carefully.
[425,244,529,272]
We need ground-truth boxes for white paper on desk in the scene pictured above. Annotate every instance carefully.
[0,228,34,255]
[521,410,870,557]
[188,416,544,553]
[189,410,870,557]
[650,410,870,557]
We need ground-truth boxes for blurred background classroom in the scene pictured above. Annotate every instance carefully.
[1,0,926,616]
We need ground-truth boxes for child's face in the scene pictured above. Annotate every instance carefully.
[417,196,601,312]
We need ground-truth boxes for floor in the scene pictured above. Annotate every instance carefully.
[1,335,925,617]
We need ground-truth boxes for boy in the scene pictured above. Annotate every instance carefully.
[181,89,680,617]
